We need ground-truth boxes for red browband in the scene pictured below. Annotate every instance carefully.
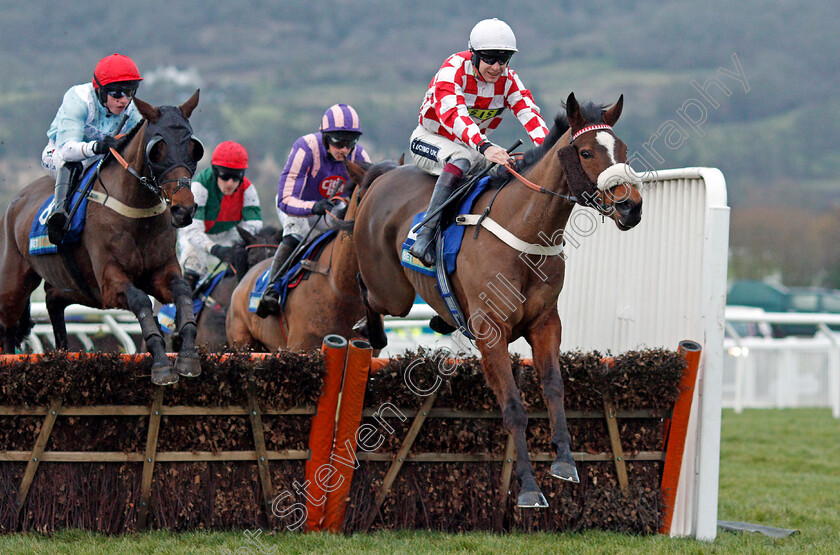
[571,124,613,142]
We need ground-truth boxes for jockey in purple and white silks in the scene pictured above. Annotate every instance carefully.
[255,103,371,318]
[42,53,144,245]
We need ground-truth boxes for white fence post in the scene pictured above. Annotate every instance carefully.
[818,323,840,419]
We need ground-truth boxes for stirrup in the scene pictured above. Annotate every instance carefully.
[409,233,436,267]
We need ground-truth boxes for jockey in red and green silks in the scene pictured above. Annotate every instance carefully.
[177,141,263,288]
[42,53,144,245]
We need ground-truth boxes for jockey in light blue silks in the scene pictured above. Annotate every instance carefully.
[255,103,371,318]
[41,53,143,245]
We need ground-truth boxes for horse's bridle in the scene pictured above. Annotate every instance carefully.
[504,127,639,217]
[104,106,204,206]
[105,147,193,206]
[145,134,202,203]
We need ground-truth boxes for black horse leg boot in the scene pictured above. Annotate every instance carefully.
[409,169,461,267]
[256,236,300,318]
[46,164,75,245]
[183,269,201,295]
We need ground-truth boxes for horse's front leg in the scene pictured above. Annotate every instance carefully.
[476,331,547,508]
[168,272,200,377]
[526,311,579,483]
[44,284,69,351]
[122,282,178,385]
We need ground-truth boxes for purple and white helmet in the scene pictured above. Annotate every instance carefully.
[319,103,363,135]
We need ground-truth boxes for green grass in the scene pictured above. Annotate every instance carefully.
[2,409,838,553]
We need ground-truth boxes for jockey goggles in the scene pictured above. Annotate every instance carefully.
[324,133,358,149]
[475,50,514,66]
[104,85,137,99]
[213,166,245,182]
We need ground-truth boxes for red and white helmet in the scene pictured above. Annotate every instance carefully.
[92,53,143,89]
[211,141,249,169]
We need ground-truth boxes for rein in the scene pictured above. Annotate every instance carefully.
[504,162,578,203]
[245,243,280,251]
[108,147,192,207]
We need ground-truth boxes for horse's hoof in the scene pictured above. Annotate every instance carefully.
[550,460,580,483]
[152,366,179,386]
[175,356,201,377]
[517,489,549,509]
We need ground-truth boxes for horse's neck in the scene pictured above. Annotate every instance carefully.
[98,128,157,208]
[494,144,574,241]
[329,232,359,293]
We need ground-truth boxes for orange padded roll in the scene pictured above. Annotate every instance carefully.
[323,339,372,532]
[305,334,348,531]
[659,340,702,535]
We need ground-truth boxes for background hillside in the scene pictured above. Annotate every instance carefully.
[1,0,838,285]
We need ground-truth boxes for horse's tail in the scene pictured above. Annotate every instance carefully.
[0,300,34,353]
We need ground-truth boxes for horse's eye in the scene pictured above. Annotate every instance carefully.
[580,150,594,159]
[149,140,168,164]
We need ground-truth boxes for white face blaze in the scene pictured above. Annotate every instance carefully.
[595,131,617,165]
[592,130,643,191]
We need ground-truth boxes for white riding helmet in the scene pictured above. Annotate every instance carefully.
[468,18,518,52]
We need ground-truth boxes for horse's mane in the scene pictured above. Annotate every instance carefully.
[486,101,607,189]
[120,120,144,145]
[356,159,400,196]
[98,120,145,167]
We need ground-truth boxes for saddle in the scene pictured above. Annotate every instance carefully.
[28,161,100,255]
[248,230,337,313]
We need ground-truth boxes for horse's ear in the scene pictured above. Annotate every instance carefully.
[236,224,255,244]
[602,94,623,127]
[344,160,366,185]
[565,92,586,131]
[180,89,200,119]
[398,153,405,165]
[133,97,161,122]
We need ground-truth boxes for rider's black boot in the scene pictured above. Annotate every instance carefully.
[256,236,300,318]
[46,164,77,245]
[408,170,461,267]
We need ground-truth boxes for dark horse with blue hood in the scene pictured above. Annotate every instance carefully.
[0,91,205,386]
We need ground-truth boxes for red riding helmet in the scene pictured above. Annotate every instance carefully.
[211,141,249,169]
[92,53,143,89]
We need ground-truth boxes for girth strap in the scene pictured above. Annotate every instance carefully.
[455,214,564,256]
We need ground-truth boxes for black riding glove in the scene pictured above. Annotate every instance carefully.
[311,199,334,216]
[210,244,234,263]
[92,136,119,155]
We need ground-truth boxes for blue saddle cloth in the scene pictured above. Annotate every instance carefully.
[157,270,229,334]
[248,230,337,313]
[29,162,100,255]
[400,176,492,276]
